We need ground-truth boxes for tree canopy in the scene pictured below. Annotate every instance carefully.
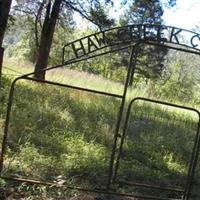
[119,0,174,85]
[12,0,114,79]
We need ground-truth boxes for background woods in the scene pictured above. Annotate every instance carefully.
[0,0,12,86]
[0,0,200,199]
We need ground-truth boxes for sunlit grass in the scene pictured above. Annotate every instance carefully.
[1,60,200,199]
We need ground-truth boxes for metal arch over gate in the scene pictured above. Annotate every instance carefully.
[0,24,200,200]
[62,24,200,63]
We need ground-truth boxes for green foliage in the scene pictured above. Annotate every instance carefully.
[125,0,164,25]
[89,4,115,29]
[117,101,199,198]
[10,0,114,80]
[2,0,200,198]
[1,77,120,190]
[155,51,200,103]
[135,44,168,80]
[0,69,199,198]
[119,0,170,83]
[67,52,128,83]
[49,26,74,65]
[4,15,39,63]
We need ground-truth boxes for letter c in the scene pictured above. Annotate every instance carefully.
[191,34,200,48]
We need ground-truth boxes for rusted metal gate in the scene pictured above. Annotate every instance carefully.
[0,24,200,200]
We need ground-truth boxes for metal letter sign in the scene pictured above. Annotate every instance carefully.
[62,24,200,63]
[0,24,200,200]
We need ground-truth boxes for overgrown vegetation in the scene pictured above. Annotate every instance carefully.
[1,0,200,199]
[0,54,200,199]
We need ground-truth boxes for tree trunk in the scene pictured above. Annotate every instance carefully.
[34,0,62,80]
[0,0,12,87]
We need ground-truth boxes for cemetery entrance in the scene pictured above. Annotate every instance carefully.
[0,24,200,200]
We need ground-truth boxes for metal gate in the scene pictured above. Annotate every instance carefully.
[0,24,200,200]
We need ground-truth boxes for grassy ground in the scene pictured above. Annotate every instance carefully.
[0,62,200,199]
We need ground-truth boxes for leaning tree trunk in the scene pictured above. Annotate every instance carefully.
[0,0,12,87]
[34,0,62,80]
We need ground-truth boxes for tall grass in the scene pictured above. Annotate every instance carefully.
[0,62,200,199]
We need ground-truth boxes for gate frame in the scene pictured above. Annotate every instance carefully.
[114,97,200,200]
[0,24,200,200]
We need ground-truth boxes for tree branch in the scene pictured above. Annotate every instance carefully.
[14,8,36,17]
[35,1,45,48]
[63,0,102,30]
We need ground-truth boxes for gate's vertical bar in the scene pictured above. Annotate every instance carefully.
[106,44,138,190]
[112,43,140,181]
[0,78,20,172]
[183,114,200,200]
[0,47,4,89]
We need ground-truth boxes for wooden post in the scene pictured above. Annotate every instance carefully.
[0,47,4,88]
